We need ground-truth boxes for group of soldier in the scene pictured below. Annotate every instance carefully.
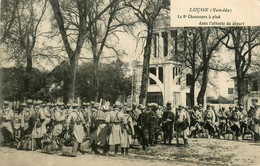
[0,99,260,157]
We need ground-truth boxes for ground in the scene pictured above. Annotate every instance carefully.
[0,138,260,166]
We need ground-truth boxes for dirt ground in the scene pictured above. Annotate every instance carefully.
[0,138,260,166]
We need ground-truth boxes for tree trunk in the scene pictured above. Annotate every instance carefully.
[93,58,99,102]
[190,80,195,108]
[68,54,79,104]
[24,51,32,98]
[139,27,153,105]
[197,63,209,105]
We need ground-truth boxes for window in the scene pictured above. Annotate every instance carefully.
[186,74,193,86]
[149,67,156,76]
[162,32,168,57]
[177,77,181,85]
[228,88,234,94]
[149,78,156,85]
[186,93,191,108]
[159,67,163,83]
[171,30,178,56]
[153,33,159,57]
[173,67,175,79]
[252,80,258,91]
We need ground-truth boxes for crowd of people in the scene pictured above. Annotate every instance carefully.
[0,100,260,157]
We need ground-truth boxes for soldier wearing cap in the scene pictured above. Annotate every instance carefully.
[120,107,135,155]
[162,101,175,145]
[81,102,91,137]
[239,105,248,139]
[203,104,216,138]
[175,104,190,147]
[137,104,149,150]
[190,105,203,138]
[52,102,66,149]
[32,100,51,150]
[147,103,159,146]
[254,105,260,142]
[1,101,14,145]
[66,103,87,156]
[108,101,125,156]
[230,106,242,140]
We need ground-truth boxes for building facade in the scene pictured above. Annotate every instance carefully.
[233,72,260,111]
[133,12,193,108]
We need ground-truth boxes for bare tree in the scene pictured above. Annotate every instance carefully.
[1,0,48,97]
[85,0,134,101]
[0,0,20,43]
[196,27,229,105]
[125,0,169,105]
[222,27,260,105]
[49,0,118,103]
[177,28,203,107]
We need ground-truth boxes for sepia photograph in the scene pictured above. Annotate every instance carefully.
[0,0,260,165]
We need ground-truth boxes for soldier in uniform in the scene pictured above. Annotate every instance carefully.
[131,103,141,143]
[230,106,242,140]
[175,105,190,147]
[239,106,248,139]
[254,106,260,142]
[162,101,175,145]
[66,103,87,156]
[137,104,149,150]
[147,103,159,146]
[190,106,203,138]
[1,101,14,145]
[108,101,125,156]
[52,102,67,150]
[120,107,135,155]
[204,105,216,138]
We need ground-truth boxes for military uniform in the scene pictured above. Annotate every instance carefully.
[204,105,216,138]
[175,106,190,146]
[162,102,175,145]
[190,106,203,138]
[230,107,242,140]
[254,107,260,142]
[148,104,159,146]
[120,108,135,155]
[137,105,149,150]
[1,102,14,144]
[66,104,86,155]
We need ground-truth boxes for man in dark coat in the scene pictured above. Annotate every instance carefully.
[148,103,159,146]
[162,101,175,145]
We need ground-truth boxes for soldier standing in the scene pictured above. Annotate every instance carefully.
[52,102,67,149]
[66,103,87,156]
[147,103,159,146]
[108,101,125,156]
[239,106,248,139]
[175,105,190,147]
[137,104,149,150]
[162,101,175,145]
[204,105,216,138]
[230,106,242,140]
[1,101,14,146]
[120,107,135,155]
[254,106,260,142]
[190,106,203,138]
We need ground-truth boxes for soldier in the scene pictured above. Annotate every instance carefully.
[147,103,159,146]
[190,106,203,138]
[137,104,149,150]
[230,106,242,140]
[218,107,228,138]
[32,100,51,150]
[108,101,125,156]
[1,101,14,146]
[175,105,190,147]
[162,101,175,145]
[120,107,135,155]
[82,102,91,137]
[253,105,260,142]
[66,103,87,156]
[239,106,248,139]
[204,105,216,138]
[131,103,141,143]
[52,102,67,150]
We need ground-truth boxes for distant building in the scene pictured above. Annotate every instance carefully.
[133,12,193,108]
[232,72,260,110]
